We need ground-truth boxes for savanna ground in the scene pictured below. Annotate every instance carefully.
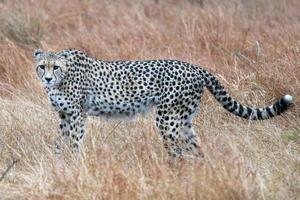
[0,0,299,199]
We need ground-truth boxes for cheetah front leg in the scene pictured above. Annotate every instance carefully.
[68,111,86,154]
[54,112,70,158]
[55,110,86,158]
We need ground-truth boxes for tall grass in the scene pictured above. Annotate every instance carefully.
[0,0,299,199]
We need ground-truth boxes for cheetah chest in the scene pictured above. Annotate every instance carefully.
[47,89,72,113]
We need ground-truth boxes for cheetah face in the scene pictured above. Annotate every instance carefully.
[33,49,67,87]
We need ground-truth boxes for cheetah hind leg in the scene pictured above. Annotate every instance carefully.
[155,114,183,160]
[155,111,203,161]
[178,119,204,159]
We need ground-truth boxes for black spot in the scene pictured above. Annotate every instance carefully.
[238,106,244,116]
[247,107,252,116]
[219,90,226,96]
[256,109,262,119]
[266,107,274,118]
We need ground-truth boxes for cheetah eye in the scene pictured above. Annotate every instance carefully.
[53,65,60,70]
[38,65,45,70]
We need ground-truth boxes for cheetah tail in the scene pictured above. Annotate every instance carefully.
[204,72,293,120]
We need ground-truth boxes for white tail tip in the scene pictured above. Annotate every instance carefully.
[283,95,293,104]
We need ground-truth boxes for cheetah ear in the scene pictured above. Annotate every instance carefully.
[33,49,43,59]
[58,51,69,59]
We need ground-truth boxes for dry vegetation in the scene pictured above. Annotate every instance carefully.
[0,0,299,199]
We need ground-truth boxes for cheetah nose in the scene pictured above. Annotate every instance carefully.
[45,77,52,82]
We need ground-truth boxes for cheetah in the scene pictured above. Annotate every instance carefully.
[33,49,293,158]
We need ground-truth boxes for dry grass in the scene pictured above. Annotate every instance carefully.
[0,0,299,199]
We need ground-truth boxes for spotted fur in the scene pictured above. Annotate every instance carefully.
[34,49,293,158]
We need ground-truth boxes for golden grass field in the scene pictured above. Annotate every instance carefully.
[0,0,299,199]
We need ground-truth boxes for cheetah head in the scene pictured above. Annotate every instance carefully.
[33,49,67,87]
